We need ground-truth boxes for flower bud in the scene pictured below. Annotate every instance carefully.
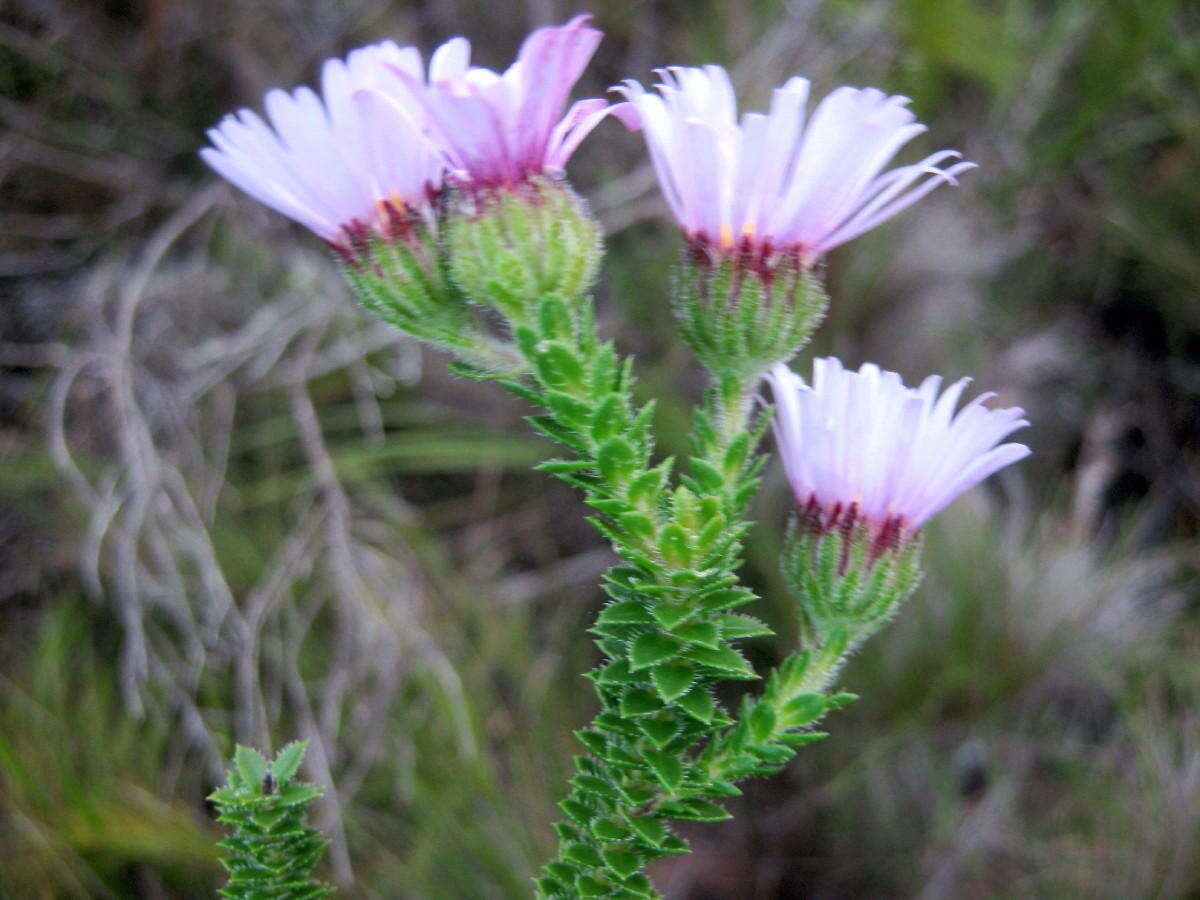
[340,210,523,373]
[672,244,827,379]
[781,513,923,651]
[444,177,602,323]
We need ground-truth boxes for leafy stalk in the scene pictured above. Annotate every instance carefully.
[472,287,772,899]
[347,181,887,897]
[451,283,838,898]
[209,742,332,899]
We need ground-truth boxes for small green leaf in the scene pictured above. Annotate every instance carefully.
[623,784,657,806]
[270,741,307,786]
[616,512,656,541]
[564,841,605,868]
[542,342,585,386]
[595,659,636,685]
[597,600,654,625]
[629,633,681,671]
[688,458,723,492]
[706,779,743,797]
[574,730,607,756]
[696,514,727,550]
[650,605,694,629]
[576,875,610,897]
[571,775,620,802]
[590,395,626,442]
[619,688,663,717]
[589,498,631,516]
[552,824,582,844]
[559,799,594,826]
[527,414,586,452]
[277,783,321,806]
[638,717,679,748]
[537,294,572,337]
[671,621,720,648]
[644,749,683,790]
[748,704,777,742]
[597,438,637,484]
[621,873,657,897]
[602,847,641,879]
[657,524,692,566]
[715,614,774,639]
[547,859,578,883]
[234,746,268,790]
[630,816,668,846]
[591,818,630,841]
[627,465,668,505]
[660,834,691,854]
[723,432,750,474]
[650,663,695,702]
[697,588,757,612]
[751,743,794,765]
[676,686,716,723]
[778,731,829,747]
[681,644,758,679]
[777,651,812,692]
[536,458,593,475]
[780,693,825,726]
[543,389,593,426]
[825,692,859,710]
[659,798,731,822]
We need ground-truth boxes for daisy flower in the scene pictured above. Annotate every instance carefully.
[615,67,975,267]
[766,358,1030,555]
[401,15,611,187]
[201,40,442,254]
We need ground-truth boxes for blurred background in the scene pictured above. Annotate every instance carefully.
[1,0,1198,897]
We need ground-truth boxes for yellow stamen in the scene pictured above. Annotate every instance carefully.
[718,222,757,249]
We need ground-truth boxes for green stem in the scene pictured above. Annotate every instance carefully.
[482,291,777,899]
[459,294,853,899]
[702,635,849,786]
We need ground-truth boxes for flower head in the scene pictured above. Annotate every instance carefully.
[766,359,1030,555]
[401,15,610,187]
[201,40,443,254]
[615,66,975,268]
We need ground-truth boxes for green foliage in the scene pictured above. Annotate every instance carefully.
[209,743,332,899]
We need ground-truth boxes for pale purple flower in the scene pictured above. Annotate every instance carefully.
[201,40,442,251]
[766,359,1030,552]
[399,15,610,186]
[614,66,975,266]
